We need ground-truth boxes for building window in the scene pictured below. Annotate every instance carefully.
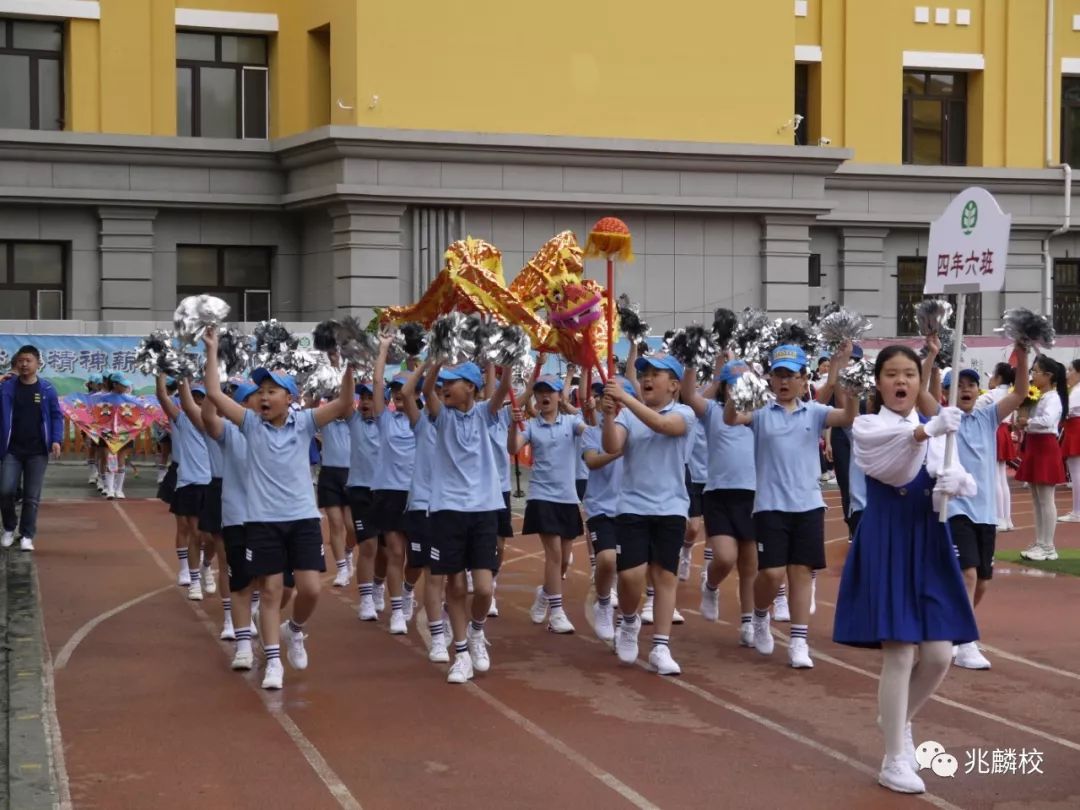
[902,71,967,165]
[0,242,65,319]
[896,256,981,335]
[176,32,268,139]
[794,64,809,146]
[808,253,821,286]
[1053,259,1080,334]
[177,246,271,321]
[1061,78,1080,167]
[0,18,63,131]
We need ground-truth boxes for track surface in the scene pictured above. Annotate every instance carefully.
[32,487,1080,810]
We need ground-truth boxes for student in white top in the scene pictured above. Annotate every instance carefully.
[975,362,1019,531]
[1059,359,1080,522]
[1016,355,1068,561]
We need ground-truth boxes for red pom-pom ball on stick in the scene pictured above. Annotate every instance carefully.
[584,217,634,379]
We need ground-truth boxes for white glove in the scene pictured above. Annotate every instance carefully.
[925,406,962,438]
[934,465,977,497]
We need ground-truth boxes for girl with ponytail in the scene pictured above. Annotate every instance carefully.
[1016,355,1068,560]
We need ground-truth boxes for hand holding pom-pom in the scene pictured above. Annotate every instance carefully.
[333,317,379,372]
[217,327,252,377]
[915,299,954,336]
[617,294,650,342]
[667,325,718,383]
[135,330,175,376]
[730,371,773,413]
[839,358,875,398]
[174,295,230,346]
[818,308,872,349]
[996,308,1055,350]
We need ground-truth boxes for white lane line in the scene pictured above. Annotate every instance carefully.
[54,584,173,671]
[320,580,659,809]
[33,566,74,810]
[112,503,364,810]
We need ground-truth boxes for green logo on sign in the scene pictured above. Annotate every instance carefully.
[961,200,978,235]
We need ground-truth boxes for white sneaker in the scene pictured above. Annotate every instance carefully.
[332,567,350,588]
[593,602,615,642]
[467,626,491,673]
[700,582,720,622]
[188,581,204,601]
[89,470,99,484]
[739,622,755,647]
[373,582,386,612]
[2,530,15,548]
[403,592,416,622]
[878,755,926,794]
[466,570,474,594]
[1006,520,1016,531]
[261,659,284,690]
[389,609,407,635]
[447,652,474,684]
[773,594,791,622]
[677,547,692,581]
[177,566,191,587]
[648,644,681,676]
[788,637,814,668]
[672,607,685,625]
[487,597,499,617]
[954,642,991,670]
[219,617,236,641]
[641,596,654,625]
[548,609,575,634]
[357,594,377,621]
[281,622,309,670]
[529,587,548,624]
[202,566,217,595]
[115,488,126,500]
[752,613,774,655]
[1023,546,1056,561]
[231,648,254,670]
[429,635,450,663]
[105,487,115,500]
[810,579,817,615]
[996,519,1009,531]
[1058,512,1080,523]
[904,723,918,771]
[155,468,166,484]
[616,619,641,664]
[19,536,33,552]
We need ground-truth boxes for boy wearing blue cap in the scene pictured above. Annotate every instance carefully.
[725,342,855,669]
[156,375,214,600]
[508,373,587,635]
[348,375,383,620]
[422,360,511,684]
[203,327,355,690]
[602,353,695,676]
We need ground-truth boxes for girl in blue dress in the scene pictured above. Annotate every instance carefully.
[833,345,979,795]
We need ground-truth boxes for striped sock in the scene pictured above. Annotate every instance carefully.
[235,627,252,654]
[358,582,373,597]
[622,613,639,626]
[189,568,200,584]
[222,598,232,621]
[753,607,769,620]
[790,624,808,640]
[811,570,817,581]
[391,596,404,612]
[470,619,485,633]
[776,584,787,599]
[429,621,444,638]
[265,644,280,663]
[598,594,611,608]
[177,548,188,564]
[454,640,468,655]
[403,580,415,595]
[336,558,347,572]
[548,594,563,612]
[288,619,303,634]
[588,550,596,567]
[646,586,655,599]
[653,634,670,648]
[251,591,261,609]
[703,546,714,564]
[705,582,718,593]
[740,613,752,626]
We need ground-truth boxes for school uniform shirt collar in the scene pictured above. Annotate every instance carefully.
[534,412,565,427]
[260,410,297,430]
[656,399,677,414]
[767,398,808,414]
[878,407,919,427]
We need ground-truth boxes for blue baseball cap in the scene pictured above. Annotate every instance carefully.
[719,360,751,385]
[635,353,685,378]
[389,373,411,388]
[232,382,258,403]
[769,345,808,373]
[534,374,564,393]
[189,383,207,396]
[851,344,865,360]
[111,372,132,388]
[943,368,979,389]
[439,361,484,390]
[88,373,103,384]
[251,367,299,398]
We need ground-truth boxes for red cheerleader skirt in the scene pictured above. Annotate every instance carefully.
[996,422,1017,462]
[1016,432,1067,485]
[1062,418,1080,458]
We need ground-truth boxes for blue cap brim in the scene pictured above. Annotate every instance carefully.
[769,361,803,373]
[232,383,258,403]
[190,384,207,395]
[251,368,298,398]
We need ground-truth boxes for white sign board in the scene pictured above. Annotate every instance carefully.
[924,187,1011,295]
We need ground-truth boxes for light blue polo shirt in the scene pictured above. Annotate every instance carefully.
[240,409,319,522]
[702,400,756,492]
[173,412,211,488]
[407,415,437,512]
[320,418,352,469]
[488,406,512,494]
[750,399,830,514]
[522,413,585,504]
[614,401,694,517]
[205,430,224,479]
[428,403,503,513]
[947,404,999,525]
[373,409,416,491]
[575,430,590,482]
[346,412,380,489]
[217,422,248,528]
[581,424,622,519]
[687,414,708,484]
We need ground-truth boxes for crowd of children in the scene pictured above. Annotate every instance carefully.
[146,322,1070,796]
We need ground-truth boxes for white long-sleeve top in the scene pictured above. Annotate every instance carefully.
[975,384,1013,423]
[1068,385,1080,420]
[1026,391,1063,434]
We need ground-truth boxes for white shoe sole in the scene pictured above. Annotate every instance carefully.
[231,654,254,670]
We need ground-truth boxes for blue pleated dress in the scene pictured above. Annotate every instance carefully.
[833,465,979,649]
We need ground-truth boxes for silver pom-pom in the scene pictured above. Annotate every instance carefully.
[483,325,532,367]
[773,318,822,357]
[839,357,876,398]
[915,299,954,336]
[217,327,252,377]
[469,317,504,366]
[253,319,299,368]
[430,312,476,365]
[135,330,174,376]
[174,295,230,346]
[921,327,966,370]
[333,317,378,373]
[666,325,718,384]
[303,360,343,400]
[818,308,873,349]
[510,353,537,394]
[730,371,774,413]
[617,294,651,342]
[995,308,1055,350]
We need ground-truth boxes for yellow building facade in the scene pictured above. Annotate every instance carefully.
[3,0,1080,343]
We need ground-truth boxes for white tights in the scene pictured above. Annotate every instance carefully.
[1069,457,1080,516]
[995,462,1012,525]
[1031,484,1059,551]
[879,642,953,759]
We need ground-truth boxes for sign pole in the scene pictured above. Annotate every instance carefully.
[938,293,966,523]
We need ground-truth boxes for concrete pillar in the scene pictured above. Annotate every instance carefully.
[839,226,891,331]
[1003,230,1046,316]
[760,215,813,319]
[98,207,157,320]
[329,203,409,322]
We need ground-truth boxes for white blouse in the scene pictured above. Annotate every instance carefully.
[975,384,1013,423]
[1026,392,1063,434]
[1068,385,1080,420]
